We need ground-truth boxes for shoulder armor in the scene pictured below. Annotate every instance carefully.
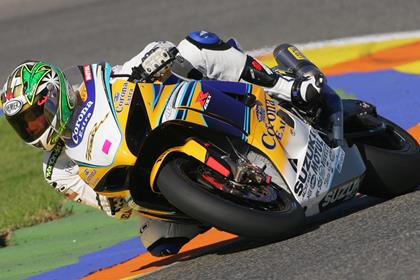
[188,31,220,45]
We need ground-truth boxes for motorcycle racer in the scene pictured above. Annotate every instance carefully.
[0,31,323,257]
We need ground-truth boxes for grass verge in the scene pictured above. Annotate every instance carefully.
[0,203,138,280]
[0,117,138,279]
[0,117,70,245]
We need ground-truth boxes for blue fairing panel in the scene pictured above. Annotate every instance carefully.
[200,80,251,96]
[175,80,250,138]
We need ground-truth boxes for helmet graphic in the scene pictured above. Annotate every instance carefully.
[1,61,77,150]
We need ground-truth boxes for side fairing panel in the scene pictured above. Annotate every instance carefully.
[245,87,349,216]
[139,79,347,216]
[140,80,301,195]
[65,64,123,167]
[65,64,137,189]
[246,89,298,193]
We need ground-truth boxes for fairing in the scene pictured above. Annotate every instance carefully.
[64,64,364,216]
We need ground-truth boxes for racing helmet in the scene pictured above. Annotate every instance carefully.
[1,61,77,151]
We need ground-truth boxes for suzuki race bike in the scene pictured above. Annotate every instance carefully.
[62,44,420,238]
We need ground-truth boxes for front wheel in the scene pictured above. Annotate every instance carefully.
[355,116,420,198]
[156,158,305,238]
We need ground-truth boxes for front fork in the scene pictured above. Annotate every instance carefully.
[149,138,272,192]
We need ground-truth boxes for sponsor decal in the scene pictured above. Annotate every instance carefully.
[319,177,361,210]
[83,169,97,183]
[251,60,263,71]
[261,99,287,149]
[6,91,14,101]
[3,100,23,116]
[37,95,49,107]
[86,113,109,160]
[336,149,345,173]
[102,139,112,155]
[45,141,64,180]
[255,103,266,122]
[163,100,174,121]
[294,129,336,199]
[329,148,335,161]
[126,89,134,107]
[68,71,96,147]
[119,212,132,220]
[37,95,47,106]
[288,46,306,60]
[110,198,132,219]
[83,65,92,81]
[115,83,133,113]
[72,100,94,144]
[160,88,178,123]
[79,84,88,102]
[195,91,211,110]
[113,91,120,103]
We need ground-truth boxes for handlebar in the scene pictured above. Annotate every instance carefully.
[273,43,344,147]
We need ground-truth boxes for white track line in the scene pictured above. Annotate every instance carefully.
[247,29,420,56]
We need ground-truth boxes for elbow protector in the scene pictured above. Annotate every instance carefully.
[240,56,279,87]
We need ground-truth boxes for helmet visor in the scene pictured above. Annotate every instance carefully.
[6,95,50,143]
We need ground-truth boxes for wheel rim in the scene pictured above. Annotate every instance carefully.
[180,159,292,212]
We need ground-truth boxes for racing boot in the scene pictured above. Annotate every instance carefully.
[139,215,209,257]
[239,55,323,107]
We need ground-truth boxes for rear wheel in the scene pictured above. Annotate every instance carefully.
[157,158,305,238]
[355,116,420,198]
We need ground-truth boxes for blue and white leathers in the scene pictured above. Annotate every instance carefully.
[177,31,321,103]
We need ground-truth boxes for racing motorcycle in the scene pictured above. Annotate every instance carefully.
[63,44,420,238]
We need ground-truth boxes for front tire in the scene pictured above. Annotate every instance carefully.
[356,116,420,198]
[157,158,305,238]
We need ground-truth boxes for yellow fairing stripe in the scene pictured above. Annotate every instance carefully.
[96,190,131,198]
[149,139,207,192]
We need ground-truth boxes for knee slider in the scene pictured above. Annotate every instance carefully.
[147,237,190,257]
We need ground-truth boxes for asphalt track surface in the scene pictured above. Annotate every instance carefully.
[1,1,420,279]
[2,0,420,81]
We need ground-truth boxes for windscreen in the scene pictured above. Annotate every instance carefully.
[44,66,84,139]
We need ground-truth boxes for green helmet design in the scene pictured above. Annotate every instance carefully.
[22,62,51,105]
[1,61,77,150]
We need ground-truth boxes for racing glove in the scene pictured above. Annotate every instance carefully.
[291,74,325,107]
[129,42,179,82]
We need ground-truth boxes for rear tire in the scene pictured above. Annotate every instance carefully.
[356,116,420,198]
[157,158,305,238]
